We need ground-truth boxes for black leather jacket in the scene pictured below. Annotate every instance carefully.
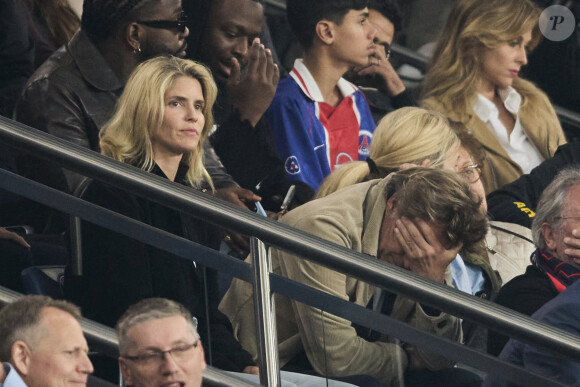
[14,30,236,196]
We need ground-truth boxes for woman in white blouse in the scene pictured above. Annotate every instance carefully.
[421,0,567,194]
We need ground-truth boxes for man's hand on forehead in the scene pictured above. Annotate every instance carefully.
[395,217,462,283]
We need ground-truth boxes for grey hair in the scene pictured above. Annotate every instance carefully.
[531,168,580,249]
[115,298,198,355]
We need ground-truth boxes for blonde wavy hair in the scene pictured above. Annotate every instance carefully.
[100,56,217,188]
[421,0,542,120]
[316,107,460,198]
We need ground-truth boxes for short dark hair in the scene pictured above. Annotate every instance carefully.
[385,168,488,254]
[368,0,402,31]
[286,0,369,49]
[0,296,81,361]
[81,0,158,41]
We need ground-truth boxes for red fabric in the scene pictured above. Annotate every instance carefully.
[318,98,359,171]
[546,272,568,293]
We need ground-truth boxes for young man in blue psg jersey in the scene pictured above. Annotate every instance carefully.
[266,0,377,191]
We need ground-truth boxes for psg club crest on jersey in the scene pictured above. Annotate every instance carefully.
[358,130,373,156]
[334,153,354,169]
[285,155,301,175]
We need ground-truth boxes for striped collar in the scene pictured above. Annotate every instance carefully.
[289,59,358,103]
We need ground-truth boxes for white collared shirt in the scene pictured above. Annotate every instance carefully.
[472,87,544,174]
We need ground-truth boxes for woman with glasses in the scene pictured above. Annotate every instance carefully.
[64,56,257,374]
[421,0,567,194]
[316,107,461,198]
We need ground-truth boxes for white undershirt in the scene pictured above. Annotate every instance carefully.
[473,87,544,174]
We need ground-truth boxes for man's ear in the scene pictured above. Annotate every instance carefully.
[541,223,558,251]
[11,341,32,376]
[126,22,143,52]
[386,194,397,211]
[119,357,134,386]
[315,20,335,45]
[199,341,207,370]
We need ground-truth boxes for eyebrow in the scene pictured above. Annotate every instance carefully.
[138,339,193,351]
[64,346,90,353]
[374,38,391,46]
[167,96,186,101]
[166,96,205,103]
[516,35,533,44]
[223,22,261,37]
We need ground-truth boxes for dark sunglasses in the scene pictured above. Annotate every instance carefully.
[383,43,392,60]
[137,11,188,33]
[373,38,392,60]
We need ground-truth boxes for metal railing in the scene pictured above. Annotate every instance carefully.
[555,105,580,130]
[0,287,260,387]
[2,116,580,386]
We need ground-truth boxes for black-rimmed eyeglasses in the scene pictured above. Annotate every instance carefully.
[137,11,188,33]
[373,38,392,60]
[382,43,392,60]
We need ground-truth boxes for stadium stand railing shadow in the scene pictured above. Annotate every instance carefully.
[1,116,580,386]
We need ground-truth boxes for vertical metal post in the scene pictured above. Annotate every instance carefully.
[70,216,83,276]
[251,237,281,387]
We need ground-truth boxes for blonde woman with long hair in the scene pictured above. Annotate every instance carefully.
[66,55,220,325]
[64,57,250,372]
[65,56,259,373]
[100,56,216,188]
[422,0,566,194]
[316,107,460,198]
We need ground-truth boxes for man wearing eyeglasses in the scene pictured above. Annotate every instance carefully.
[116,298,206,387]
[347,0,416,124]
[117,299,362,387]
